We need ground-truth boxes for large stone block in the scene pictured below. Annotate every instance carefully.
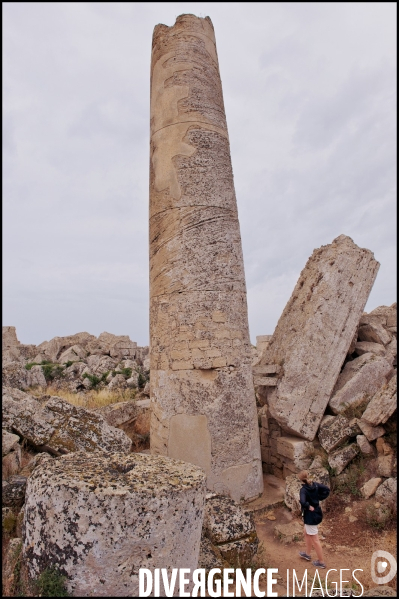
[3,393,131,454]
[358,322,392,346]
[375,477,397,507]
[361,374,397,426]
[149,14,262,500]
[23,452,206,596]
[329,354,393,414]
[361,478,382,499]
[276,436,313,469]
[318,415,354,453]
[259,235,379,440]
[328,443,359,475]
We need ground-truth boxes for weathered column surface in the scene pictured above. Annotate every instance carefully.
[149,14,262,502]
[23,452,206,597]
[260,235,379,441]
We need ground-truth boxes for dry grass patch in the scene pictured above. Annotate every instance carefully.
[29,386,137,409]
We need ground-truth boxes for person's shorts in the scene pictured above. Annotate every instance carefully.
[304,524,318,535]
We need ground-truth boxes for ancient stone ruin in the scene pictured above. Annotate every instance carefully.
[2,13,397,598]
[149,14,263,502]
[255,236,396,483]
[257,234,380,441]
[23,452,206,596]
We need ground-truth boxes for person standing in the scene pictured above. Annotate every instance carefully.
[298,470,330,569]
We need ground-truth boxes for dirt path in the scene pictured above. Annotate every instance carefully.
[246,476,397,596]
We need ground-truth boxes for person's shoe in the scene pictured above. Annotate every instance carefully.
[313,560,326,568]
[299,552,311,561]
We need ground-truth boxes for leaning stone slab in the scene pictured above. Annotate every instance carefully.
[361,478,382,499]
[328,443,359,475]
[284,468,330,515]
[361,374,397,426]
[375,477,397,506]
[23,452,206,597]
[260,235,379,440]
[329,355,392,414]
[318,415,354,453]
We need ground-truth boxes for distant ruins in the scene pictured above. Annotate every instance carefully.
[149,14,263,502]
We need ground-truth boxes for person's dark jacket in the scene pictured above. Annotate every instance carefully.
[300,482,330,525]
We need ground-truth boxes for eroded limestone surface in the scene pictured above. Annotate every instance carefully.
[260,235,379,440]
[149,14,262,501]
[23,452,206,597]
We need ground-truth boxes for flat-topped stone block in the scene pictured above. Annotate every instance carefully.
[23,452,206,597]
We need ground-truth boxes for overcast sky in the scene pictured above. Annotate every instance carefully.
[3,2,396,347]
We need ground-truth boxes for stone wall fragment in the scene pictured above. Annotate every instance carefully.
[259,235,379,440]
[149,14,262,501]
[23,452,206,597]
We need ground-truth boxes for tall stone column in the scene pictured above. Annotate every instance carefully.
[149,14,263,502]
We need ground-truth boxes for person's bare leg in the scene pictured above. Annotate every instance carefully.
[311,534,325,563]
[304,527,312,555]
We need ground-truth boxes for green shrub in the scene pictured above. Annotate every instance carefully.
[363,504,394,529]
[25,362,40,370]
[64,361,75,368]
[2,511,17,534]
[42,363,64,382]
[35,567,70,597]
[331,455,366,497]
[137,369,150,389]
[82,373,102,388]
[112,367,133,379]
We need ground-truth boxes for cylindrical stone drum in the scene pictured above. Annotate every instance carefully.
[149,14,263,503]
[23,452,206,596]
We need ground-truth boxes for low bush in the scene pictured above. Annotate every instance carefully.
[35,567,70,597]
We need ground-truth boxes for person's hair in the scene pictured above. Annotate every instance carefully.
[298,470,311,484]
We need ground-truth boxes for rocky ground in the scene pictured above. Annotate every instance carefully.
[2,322,397,596]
